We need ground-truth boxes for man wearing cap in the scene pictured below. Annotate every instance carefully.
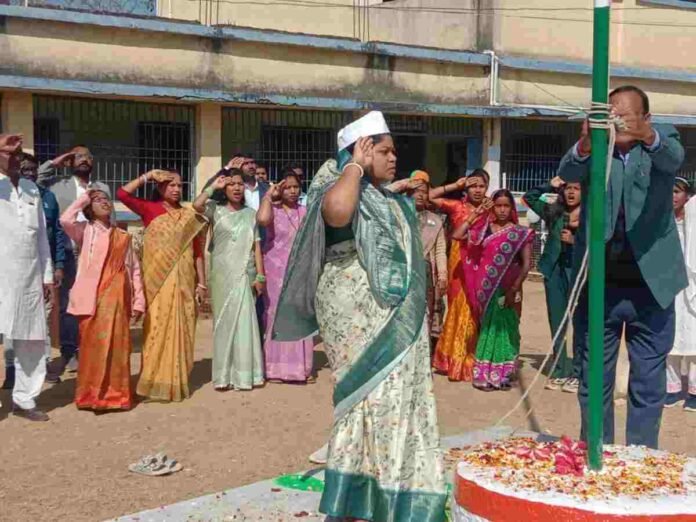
[558,85,686,449]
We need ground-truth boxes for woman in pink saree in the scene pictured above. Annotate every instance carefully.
[257,171,316,383]
[453,189,534,391]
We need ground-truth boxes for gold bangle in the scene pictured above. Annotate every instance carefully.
[342,162,364,178]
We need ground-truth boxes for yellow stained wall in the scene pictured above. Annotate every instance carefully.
[499,69,696,116]
[166,0,479,51]
[3,18,488,108]
[493,0,696,73]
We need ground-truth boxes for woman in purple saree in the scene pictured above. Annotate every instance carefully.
[257,171,316,383]
[453,189,534,391]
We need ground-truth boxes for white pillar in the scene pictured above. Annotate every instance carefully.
[482,117,502,191]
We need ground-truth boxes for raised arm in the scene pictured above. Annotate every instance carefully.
[647,124,685,175]
[37,151,76,188]
[322,137,371,228]
[257,181,284,227]
[193,175,228,215]
[59,192,91,245]
[451,201,492,240]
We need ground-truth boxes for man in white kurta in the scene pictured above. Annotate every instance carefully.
[0,134,53,421]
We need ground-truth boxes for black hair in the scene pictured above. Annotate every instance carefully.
[71,144,90,151]
[609,85,650,114]
[282,162,303,172]
[216,168,246,205]
[281,169,301,185]
[491,188,515,205]
[467,168,491,185]
[345,133,390,156]
[20,152,38,164]
[149,170,180,202]
[82,189,110,222]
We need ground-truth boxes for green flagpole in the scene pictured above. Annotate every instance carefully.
[588,0,611,471]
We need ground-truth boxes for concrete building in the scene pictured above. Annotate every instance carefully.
[1,0,695,202]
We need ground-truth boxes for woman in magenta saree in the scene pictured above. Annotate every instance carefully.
[454,189,534,391]
[257,171,315,383]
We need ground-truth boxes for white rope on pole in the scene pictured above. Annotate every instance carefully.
[494,102,619,428]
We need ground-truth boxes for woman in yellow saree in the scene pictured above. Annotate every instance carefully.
[117,170,207,402]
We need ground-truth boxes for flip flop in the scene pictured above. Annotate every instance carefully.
[128,453,182,477]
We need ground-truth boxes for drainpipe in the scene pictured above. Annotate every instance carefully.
[483,50,499,107]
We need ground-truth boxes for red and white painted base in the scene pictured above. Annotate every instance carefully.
[452,445,696,522]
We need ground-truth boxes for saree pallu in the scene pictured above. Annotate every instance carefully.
[137,207,205,402]
[75,230,133,411]
[467,224,534,389]
[209,205,264,390]
[316,241,447,522]
[432,211,488,382]
[273,159,447,521]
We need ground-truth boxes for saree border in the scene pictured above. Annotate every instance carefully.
[320,469,447,522]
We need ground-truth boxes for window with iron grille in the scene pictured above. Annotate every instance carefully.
[138,122,192,201]
[33,95,195,200]
[34,118,60,164]
[259,127,334,192]
[6,0,156,15]
[503,134,565,193]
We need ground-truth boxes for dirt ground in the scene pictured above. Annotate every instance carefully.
[0,282,694,522]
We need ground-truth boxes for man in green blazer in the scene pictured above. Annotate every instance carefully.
[558,85,687,449]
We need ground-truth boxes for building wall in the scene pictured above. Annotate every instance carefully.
[493,0,696,73]
[167,0,480,51]
[1,16,489,109]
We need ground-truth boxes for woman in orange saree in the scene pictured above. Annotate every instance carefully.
[118,170,207,402]
[429,169,491,381]
[61,190,145,411]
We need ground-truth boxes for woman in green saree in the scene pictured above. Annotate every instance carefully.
[193,170,265,391]
[273,112,447,521]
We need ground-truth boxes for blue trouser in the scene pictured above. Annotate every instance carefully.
[574,285,674,449]
[59,249,79,361]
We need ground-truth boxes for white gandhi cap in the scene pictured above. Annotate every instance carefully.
[337,111,390,152]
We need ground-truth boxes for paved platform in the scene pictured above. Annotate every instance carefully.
[112,426,542,522]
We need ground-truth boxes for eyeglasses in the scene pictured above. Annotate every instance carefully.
[75,153,93,161]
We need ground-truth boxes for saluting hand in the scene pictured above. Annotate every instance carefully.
[267,179,286,202]
[0,134,23,155]
[351,136,374,172]
[211,175,230,191]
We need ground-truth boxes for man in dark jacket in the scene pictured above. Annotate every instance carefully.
[558,85,686,449]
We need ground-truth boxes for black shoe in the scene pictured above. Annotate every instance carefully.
[12,403,49,422]
[46,357,67,384]
[1,366,15,390]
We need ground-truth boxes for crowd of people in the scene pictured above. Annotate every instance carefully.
[0,84,694,520]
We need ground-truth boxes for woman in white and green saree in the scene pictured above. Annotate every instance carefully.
[273,112,447,522]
